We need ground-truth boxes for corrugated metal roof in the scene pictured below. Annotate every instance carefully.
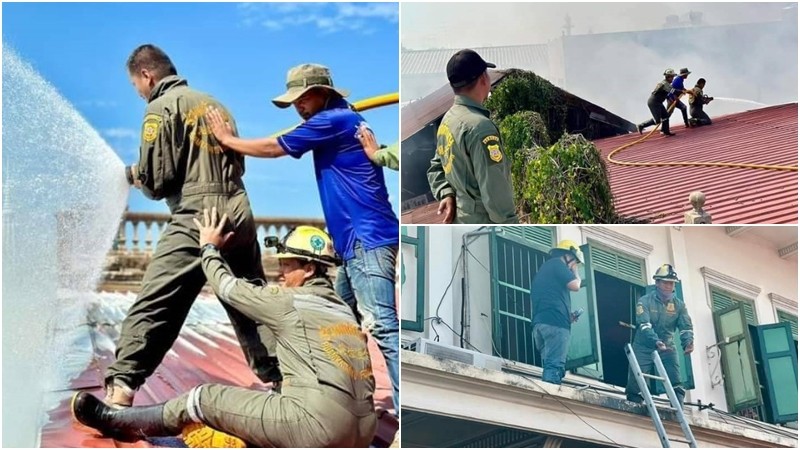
[402,44,549,75]
[401,70,507,141]
[593,103,798,224]
[39,291,395,447]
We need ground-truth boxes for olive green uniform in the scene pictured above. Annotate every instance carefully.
[371,143,399,171]
[106,75,281,390]
[689,86,712,126]
[161,247,377,447]
[625,290,694,402]
[638,80,674,134]
[427,95,518,224]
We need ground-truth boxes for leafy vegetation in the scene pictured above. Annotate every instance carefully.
[488,70,646,223]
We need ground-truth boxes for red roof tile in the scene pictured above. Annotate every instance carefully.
[40,292,395,448]
[594,103,798,224]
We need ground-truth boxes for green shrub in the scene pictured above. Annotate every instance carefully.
[485,69,568,140]
[515,134,620,223]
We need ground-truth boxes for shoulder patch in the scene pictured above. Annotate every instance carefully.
[269,285,280,295]
[482,135,503,163]
[636,304,644,315]
[142,113,162,143]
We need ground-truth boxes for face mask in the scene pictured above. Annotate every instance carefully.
[657,286,674,301]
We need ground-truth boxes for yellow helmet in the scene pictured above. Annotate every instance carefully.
[264,225,340,266]
[550,239,584,264]
[653,264,680,282]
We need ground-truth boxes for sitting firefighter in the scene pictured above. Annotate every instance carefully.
[72,211,377,448]
[625,264,694,406]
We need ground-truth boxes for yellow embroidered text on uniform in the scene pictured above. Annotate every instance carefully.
[320,323,373,380]
[483,135,503,162]
[436,124,455,174]
[184,102,226,154]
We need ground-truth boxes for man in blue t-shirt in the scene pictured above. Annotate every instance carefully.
[204,64,400,418]
[669,67,692,127]
[531,240,584,385]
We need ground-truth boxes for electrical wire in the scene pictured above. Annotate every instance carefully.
[607,95,798,172]
[434,251,464,321]
[268,92,398,138]
[469,314,622,446]
[459,243,794,442]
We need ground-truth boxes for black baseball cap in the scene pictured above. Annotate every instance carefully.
[446,49,496,88]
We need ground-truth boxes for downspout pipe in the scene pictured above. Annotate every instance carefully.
[461,226,497,348]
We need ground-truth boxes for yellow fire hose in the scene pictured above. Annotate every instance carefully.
[606,95,798,172]
[268,92,399,138]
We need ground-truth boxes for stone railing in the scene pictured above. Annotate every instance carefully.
[101,211,325,292]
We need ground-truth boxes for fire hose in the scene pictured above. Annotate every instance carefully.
[268,92,399,138]
[606,94,798,172]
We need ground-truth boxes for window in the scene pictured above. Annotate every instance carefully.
[750,322,798,424]
[401,226,426,332]
[777,310,798,345]
[712,301,762,413]
[489,227,553,365]
[711,287,757,326]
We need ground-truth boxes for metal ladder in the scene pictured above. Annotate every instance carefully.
[625,343,698,448]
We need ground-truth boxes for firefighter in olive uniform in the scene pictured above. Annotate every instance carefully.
[427,49,518,224]
[105,44,280,407]
[73,221,377,448]
[688,78,714,127]
[637,69,678,136]
[625,264,694,406]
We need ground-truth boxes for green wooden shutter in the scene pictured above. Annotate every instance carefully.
[713,303,763,412]
[499,226,555,253]
[401,227,426,332]
[777,310,798,342]
[750,322,798,424]
[589,245,646,286]
[711,288,756,325]
[490,233,548,365]
[566,244,600,369]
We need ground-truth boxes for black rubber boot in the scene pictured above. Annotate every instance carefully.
[72,392,171,442]
[674,388,686,409]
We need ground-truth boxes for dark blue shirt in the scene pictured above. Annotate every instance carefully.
[668,76,686,101]
[531,257,577,329]
[277,98,398,260]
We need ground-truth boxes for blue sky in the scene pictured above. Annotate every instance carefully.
[3,2,399,219]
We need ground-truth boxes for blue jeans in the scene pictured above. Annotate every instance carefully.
[533,323,571,385]
[335,241,399,416]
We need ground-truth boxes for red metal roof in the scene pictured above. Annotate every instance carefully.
[40,292,396,448]
[594,103,798,224]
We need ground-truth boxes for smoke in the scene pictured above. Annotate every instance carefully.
[401,2,797,121]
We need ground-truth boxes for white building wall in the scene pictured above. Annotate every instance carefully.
[404,225,797,416]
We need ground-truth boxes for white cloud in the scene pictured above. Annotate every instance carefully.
[102,128,138,139]
[238,2,397,35]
